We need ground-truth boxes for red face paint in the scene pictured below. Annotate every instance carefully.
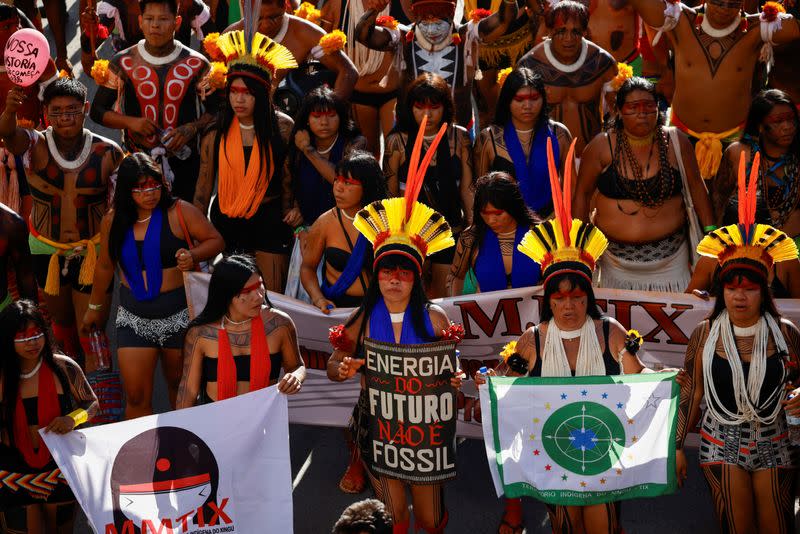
[620,100,658,115]
[238,279,265,297]
[513,92,541,102]
[334,175,362,186]
[229,86,252,95]
[132,178,162,194]
[764,112,797,127]
[14,326,44,343]
[413,102,443,111]
[550,288,587,300]
[724,279,760,291]
[310,110,338,118]
[378,267,415,283]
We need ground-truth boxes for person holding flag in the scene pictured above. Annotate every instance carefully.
[326,115,465,534]
[677,152,800,534]
[476,138,654,534]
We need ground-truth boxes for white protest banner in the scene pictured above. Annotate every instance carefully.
[479,373,679,505]
[40,387,292,534]
[184,273,800,439]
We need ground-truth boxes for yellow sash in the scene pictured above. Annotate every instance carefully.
[29,231,101,296]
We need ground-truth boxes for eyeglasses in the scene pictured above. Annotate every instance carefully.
[620,100,659,115]
[551,28,583,40]
[378,267,415,282]
[334,175,362,186]
[48,107,84,120]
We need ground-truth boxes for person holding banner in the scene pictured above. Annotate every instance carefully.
[327,116,464,534]
[447,171,542,295]
[177,254,306,408]
[0,300,97,533]
[474,67,573,218]
[301,150,388,313]
[677,153,800,534]
[477,139,654,534]
[82,153,223,419]
[383,73,474,299]
[574,77,714,293]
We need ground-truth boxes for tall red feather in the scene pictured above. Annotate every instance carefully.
[404,115,428,219]
[562,138,577,230]
[737,151,747,225]
[546,138,570,245]
[745,151,760,230]
[405,119,448,221]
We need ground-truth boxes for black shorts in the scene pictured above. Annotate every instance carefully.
[210,197,292,255]
[350,90,398,110]
[115,285,189,349]
[32,254,95,294]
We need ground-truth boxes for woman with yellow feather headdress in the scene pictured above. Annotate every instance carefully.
[476,139,655,534]
[194,0,299,292]
[326,116,465,534]
[676,152,800,534]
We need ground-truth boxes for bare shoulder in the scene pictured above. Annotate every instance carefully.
[188,322,219,341]
[263,306,296,332]
[724,141,748,162]
[53,353,82,373]
[276,110,295,144]
[288,14,327,38]
[428,305,450,331]
[551,121,571,140]
[780,317,800,337]
[603,317,629,340]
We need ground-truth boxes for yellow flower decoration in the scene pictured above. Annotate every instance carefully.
[57,69,70,79]
[294,2,321,24]
[90,59,110,86]
[203,33,224,62]
[16,118,35,129]
[208,61,228,90]
[319,30,347,55]
[500,341,518,362]
[610,62,634,92]
[496,67,513,88]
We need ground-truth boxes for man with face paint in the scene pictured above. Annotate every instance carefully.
[0,203,37,314]
[623,0,800,182]
[0,78,123,372]
[224,0,358,100]
[517,1,617,155]
[356,0,518,127]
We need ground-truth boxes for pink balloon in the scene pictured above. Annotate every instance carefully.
[4,29,50,87]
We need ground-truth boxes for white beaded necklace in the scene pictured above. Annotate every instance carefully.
[20,358,43,379]
[222,315,251,329]
[339,208,355,221]
[239,122,255,130]
[389,312,405,323]
[542,316,605,376]
[701,14,741,39]
[702,311,787,425]
[45,128,93,170]
[543,38,588,73]
[317,134,339,155]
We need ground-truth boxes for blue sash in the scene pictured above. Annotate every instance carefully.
[120,208,163,301]
[504,121,559,212]
[321,234,369,300]
[474,226,540,292]
[369,296,434,344]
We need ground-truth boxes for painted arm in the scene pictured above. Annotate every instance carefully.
[193,132,216,214]
[61,356,100,421]
[711,143,742,225]
[459,128,475,225]
[273,311,306,394]
[447,230,475,296]
[573,133,605,220]
[176,325,208,409]
[676,323,706,449]
[383,133,404,196]
[474,127,495,181]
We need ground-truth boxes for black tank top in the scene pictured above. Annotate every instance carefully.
[134,207,188,268]
[528,318,621,377]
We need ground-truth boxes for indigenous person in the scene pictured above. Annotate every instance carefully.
[0,79,123,371]
[517,1,617,154]
[574,77,714,292]
[177,254,305,408]
[447,172,541,295]
[0,300,98,534]
[384,73,474,298]
[327,116,464,533]
[83,154,224,419]
[624,0,800,181]
[474,67,572,216]
[476,141,651,534]
[224,0,358,100]
[332,498,393,534]
[355,0,518,127]
[677,159,800,534]
[193,28,297,293]
[318,0,400,157]
[90,0,217,202]
[301,151,388,313]
[285,86,368,230]
[0,203,37,310]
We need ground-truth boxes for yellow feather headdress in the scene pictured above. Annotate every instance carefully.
[353,116,455,273]
[517,137,608,285]
[696,151,798,277]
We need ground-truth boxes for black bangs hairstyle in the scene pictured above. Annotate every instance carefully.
[109,152,175,263]
[43,77,88,106]
[139,0,178,14]
[187,254,272,330]
[346,253,434,343]
[216,69,278,185]
[709,266,779,322]
[743,89,800,160]
[544,0,589,30]
[0,300,70,444]
[493,67,550,129]
[471,171,539,242]
[395,72,455,134]
[335,150,389,207]
[540,272,604,323]
[613,77,665,128]
[288,86,361,172]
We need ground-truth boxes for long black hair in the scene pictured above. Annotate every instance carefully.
[613,77,665,129]
[288,86,360,171]
[346,254,435,344]
[108,152,175,264]
[742,89,800,160]
[708,266,780,322]
[540,272,605,323]
[0,300,69,442]
[394,73,455,134]
[335,150,389,208]
[493,67,550,130]
[216,71,279,180]
[470,171,539,245]
[187,254,273,330]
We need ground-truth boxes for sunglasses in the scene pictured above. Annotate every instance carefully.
[378,267,415,282]
[620,100,658,115]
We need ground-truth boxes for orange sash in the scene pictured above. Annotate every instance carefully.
[217,118,274,219]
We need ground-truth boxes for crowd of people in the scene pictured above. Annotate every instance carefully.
[0,0,799,530]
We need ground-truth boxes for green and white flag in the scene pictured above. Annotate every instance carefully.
[479,373,679,505]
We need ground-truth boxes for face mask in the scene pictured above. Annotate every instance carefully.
[418,19,452,45]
